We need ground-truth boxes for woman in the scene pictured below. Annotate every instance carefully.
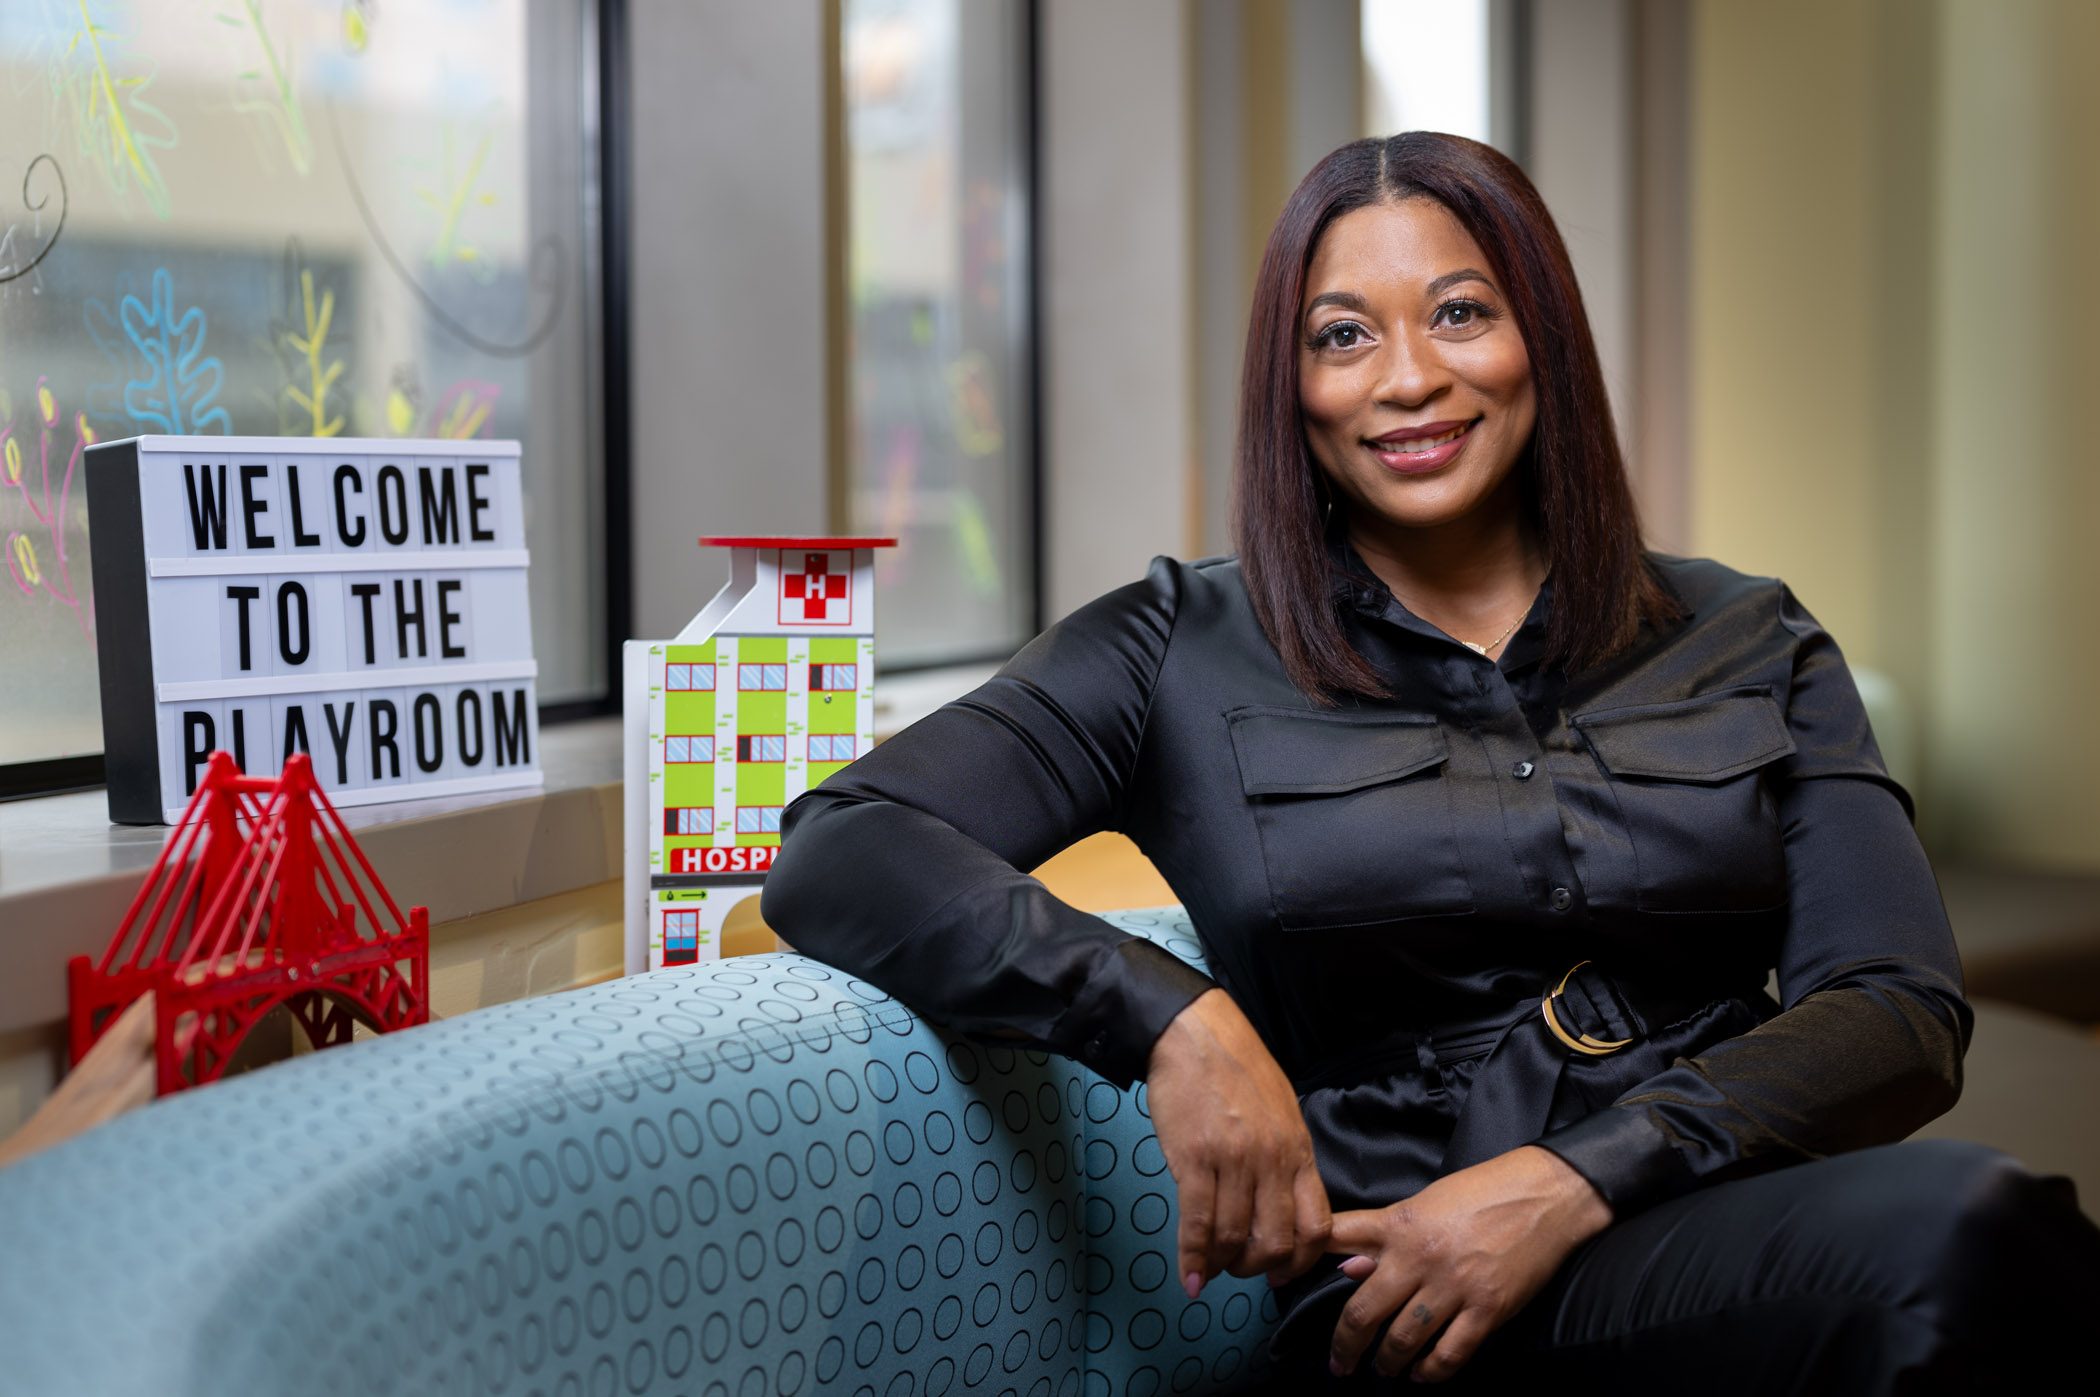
[762,132,2100,1391]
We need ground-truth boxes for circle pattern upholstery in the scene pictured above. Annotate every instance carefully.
[0,907,1286,1395]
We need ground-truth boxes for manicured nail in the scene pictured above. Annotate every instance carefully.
[1185,1270,1201,1298]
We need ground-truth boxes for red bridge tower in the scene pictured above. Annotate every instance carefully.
[68,751,431,1095]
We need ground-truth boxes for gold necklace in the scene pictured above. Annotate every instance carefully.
[1451,572,1550,656]
[1460,610,1526,657]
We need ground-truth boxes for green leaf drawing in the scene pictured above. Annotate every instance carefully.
[219,0,313,176]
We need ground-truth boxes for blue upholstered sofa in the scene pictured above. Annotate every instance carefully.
[0,908,1289,1396]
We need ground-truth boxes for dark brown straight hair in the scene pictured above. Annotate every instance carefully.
[1231,131,1686,705]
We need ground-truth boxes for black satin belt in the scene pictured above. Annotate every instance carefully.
[1268,963,1742,1367]
[1438,961,1716,1174]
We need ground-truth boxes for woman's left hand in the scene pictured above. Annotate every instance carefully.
[1324,1144,1614,1383]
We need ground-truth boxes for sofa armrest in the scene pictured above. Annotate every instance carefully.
[0,906,1285,1396]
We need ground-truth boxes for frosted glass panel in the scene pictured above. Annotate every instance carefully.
[844,0,1034,666]
[0,0,604,775]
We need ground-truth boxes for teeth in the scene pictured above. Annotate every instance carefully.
[1379,423,1468,453]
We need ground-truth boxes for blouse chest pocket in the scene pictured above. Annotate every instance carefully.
[1570,687,1798,914]
[1226,705,1476,931]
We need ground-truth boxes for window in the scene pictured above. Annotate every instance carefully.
[736,735,786,763]
[810,663,858,691]
[738,663,788,691]
[843,0,1036,667]
[808,734,857,762]
[735,806,783,834]
[664,806,713,836]
[664,910,700,966]
[0,0,618,794]
[665,736,715,764]
[666,664,716,691]
[1362,1,1493,143]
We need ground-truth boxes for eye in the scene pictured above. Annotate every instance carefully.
[1433,297,1499,330]
[1308,320,1370,352]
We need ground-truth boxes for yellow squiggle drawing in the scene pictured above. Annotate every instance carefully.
[341,1,372,54]
[61,0,177,219]
[285,269,345,436]
[946,351,1005,457]
[430,380,500,440]
[418,121,498,273]
[10,534,41,587]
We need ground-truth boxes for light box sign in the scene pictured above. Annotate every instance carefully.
[85,435,542,824]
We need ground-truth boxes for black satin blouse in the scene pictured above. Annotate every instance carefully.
[760,527,1973,1224]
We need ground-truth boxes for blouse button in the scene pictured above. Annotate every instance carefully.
[1512,760,1535,779]
[1549,886,1573,912]
[1085,1033,1107,1060]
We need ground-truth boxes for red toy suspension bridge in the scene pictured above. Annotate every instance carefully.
[69,751,430,1095]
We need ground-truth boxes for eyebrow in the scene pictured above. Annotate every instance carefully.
[1302,268,1500,321]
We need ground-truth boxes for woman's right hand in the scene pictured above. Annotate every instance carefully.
[1145,987,1334,1297]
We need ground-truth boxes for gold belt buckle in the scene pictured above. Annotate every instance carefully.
[1540,959,1635,1056]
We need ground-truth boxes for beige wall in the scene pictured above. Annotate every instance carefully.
[1687,0,2100,870]
[1928,0,2100,868]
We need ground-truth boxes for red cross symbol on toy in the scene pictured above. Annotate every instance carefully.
[780,551,851,624]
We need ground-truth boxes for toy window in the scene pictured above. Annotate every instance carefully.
[735,805,783,834]
[664,910,700,965]
[736,735,786,762]
[664,806,713,836]
[665,735,715,764]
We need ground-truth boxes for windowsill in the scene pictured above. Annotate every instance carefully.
[0,660,1004,1040]
[0,718,625,1039]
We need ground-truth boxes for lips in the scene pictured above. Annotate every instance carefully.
[1369,418,1478,452]
[1362,416,1479,474]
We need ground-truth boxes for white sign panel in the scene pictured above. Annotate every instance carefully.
[84,435,541,823]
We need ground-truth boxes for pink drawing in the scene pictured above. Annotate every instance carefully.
[427,378,502,439]
[2,375,96,637]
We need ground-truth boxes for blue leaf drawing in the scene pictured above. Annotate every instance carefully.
[111,267,231,435]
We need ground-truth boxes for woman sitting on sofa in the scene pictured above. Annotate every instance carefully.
[763,130,2100,1391]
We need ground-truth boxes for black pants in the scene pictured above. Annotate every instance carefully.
[1252,1138,2100,1394]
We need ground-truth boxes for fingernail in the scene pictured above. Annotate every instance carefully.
[1185,1270,1201,1298]
[1329,1356,1346,1377]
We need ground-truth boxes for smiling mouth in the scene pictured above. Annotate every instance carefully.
[1368,418,1479,453]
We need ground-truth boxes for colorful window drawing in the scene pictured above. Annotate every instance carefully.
[808,734,856,762]
[736,735,787,763]
[738,664,789,691]
[664,910,701,966]
[666,663,716,691]
[810,663,858,691]
[665,735,716,764]
[736,806,784,834]
[664,806,714,836]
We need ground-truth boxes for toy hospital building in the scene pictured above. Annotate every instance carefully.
[623,536,895,972]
